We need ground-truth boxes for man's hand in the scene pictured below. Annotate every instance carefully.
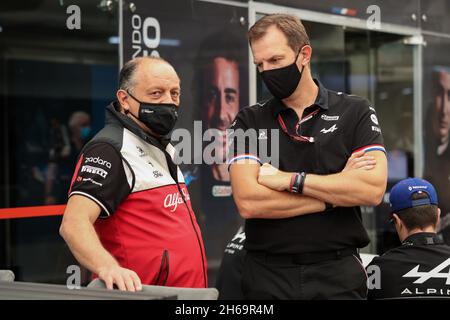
[257,163,291,191]
[343,151,377,172]
[98,265,143,292]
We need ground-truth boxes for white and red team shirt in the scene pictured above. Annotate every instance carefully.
[68,103,207,288]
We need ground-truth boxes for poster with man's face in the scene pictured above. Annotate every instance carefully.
[430,69,450,147]
[423,36,450,244]
[122,0,249,282]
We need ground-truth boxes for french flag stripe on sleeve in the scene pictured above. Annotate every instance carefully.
[227,154,262,165]
[353,144,386,154]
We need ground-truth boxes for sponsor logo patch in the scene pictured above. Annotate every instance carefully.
[163,188,191,212]
[84,156,111,169]
[153,170,163,178]
[81,165,108,178]
[82,178,103,186]
[321,114,340,121]
[136,145,148,157]
[371,114,379,125]
[403,257,450,284]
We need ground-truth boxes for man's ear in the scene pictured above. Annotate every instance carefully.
[299,45,312,67]
[116,89,130,113]
[436,207,441,229]
[392,213,403,230]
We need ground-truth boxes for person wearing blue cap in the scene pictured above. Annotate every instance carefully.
[366,177,450,299]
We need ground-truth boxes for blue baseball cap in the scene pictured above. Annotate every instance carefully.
[389,178,438,213]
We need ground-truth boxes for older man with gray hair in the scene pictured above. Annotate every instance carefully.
[60,56,208,291]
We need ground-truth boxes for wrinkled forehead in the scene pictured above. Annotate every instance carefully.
[135,60,180,89]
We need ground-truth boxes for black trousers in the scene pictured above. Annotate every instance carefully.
[241,251,368,300]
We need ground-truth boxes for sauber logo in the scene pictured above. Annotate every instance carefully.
[85,156,111,169]
[402,257,450,284]
[163,188,190,212]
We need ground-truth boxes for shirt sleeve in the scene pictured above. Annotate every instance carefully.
[68,142,131,218]
[227,110,262,169]
[351,100,386,154]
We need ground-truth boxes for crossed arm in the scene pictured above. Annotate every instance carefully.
[301,151,387,207]
[230,150,387,219]
[229,162,326,219]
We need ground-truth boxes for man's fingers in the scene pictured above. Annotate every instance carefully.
[99,267,141,292]
[354,160,376,169]
[103,276,114,290]
[349,156,375,167]
[123,273,136,292]
[113,275,127,291]
[346,151,366,166]
[343,156,376,172]
[259,163,277,175]
[350,151,365,159]
[357,159,376,165]
[353,156,375,163]
[131,272,143,291]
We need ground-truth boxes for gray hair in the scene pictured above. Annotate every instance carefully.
[118,56,170,93]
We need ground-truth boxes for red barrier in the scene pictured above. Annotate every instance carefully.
[0,205,66,219]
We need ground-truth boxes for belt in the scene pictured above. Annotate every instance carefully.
[249,248,358,265]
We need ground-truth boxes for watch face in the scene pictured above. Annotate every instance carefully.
[211,185,232,197]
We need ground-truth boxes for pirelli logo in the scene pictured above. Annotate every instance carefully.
[81,165,108,178]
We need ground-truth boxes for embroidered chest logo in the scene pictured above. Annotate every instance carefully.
[153,170,163,178]
[163,188,191,212]
[136,145,147,157]
[320,124,338,134]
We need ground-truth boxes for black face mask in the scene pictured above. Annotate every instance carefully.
[260,50,303,100]
[126,91,178,136]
